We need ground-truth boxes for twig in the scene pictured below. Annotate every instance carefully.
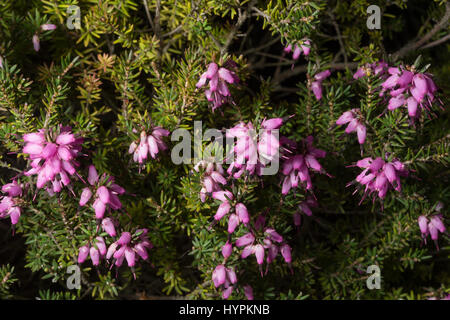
[392,3,450,60]
[142,0,155,30]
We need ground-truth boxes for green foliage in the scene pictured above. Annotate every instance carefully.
[0,0,448,300]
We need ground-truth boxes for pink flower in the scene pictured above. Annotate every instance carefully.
[32,34,40,52]
[336,109,367,144]
[281,136,328,194]
[284,40,311,60]
[79,165,125,219]
[309,70,331,100]
[78,245,89,264]
[22,127,83,194]
[106,229,153,271]
[101,217,117,237]
[194,161,226,202]
[351,157,408,203]
[222,241,232,259]
[196,61,239,111]
[212,264,227,287]
[243,285,254,300]
[129,127,170,165]
[41,24,57,31]
[2,181,22,197]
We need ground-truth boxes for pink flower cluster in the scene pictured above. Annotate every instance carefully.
[196,61,239,111]
[106,230,153,270]
[236,215,292,276]
[33,24,57,52]
[351,157,408,202]
[418,215,446,249]
[281,136,328,194]
[78,236,107,266]
[284,40,311,60]
[212,264,238,299]
[353,61,388,79]
[78,229,153,276]
[22,127,83,195]
[311,70,331,100]
[193,161,226,202]
[336,108,367,145]
[0,181,23,225]
[226,117,284,178]
[79,165,125,219]
[129,127,170,164]
[382,67,438,120]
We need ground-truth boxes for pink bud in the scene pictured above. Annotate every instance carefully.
[243,285,254,300]
[125,247,136,267]
[90,247,100,266]
[93,198,106,219]
[222,241,232,259]
[118,232,132,245]
[79,187,93,206]
[96,186,110,204]
[88,165,99,185]
[235,203,249,224]
[215,201,231,221]
[32,34,40,52]
[418,216,428,234]
[95,236,107,256]
[280,244,292,264]
[41,24,57,31]
[212,264,226,288]
[78,245,89,264]
[254,245,264,265]
[227,214,240,233]
[101,218,116,237]
[236,232,255,247]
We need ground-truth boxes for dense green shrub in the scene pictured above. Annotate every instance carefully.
[0,0,449,300]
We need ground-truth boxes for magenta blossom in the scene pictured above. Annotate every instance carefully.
[77,237,107,266]
[353,61,388,79]
[350,157,408,203]
[22,126,83,195]
[196,61,239,111]
[281,136,329,194]
[79,165,125,219]
[336,108,367,145]
[236,216,290,276]
[0,181,23,225]
[194,160,226,202]
[106,229,153,277]
[311,70,331,100]
[379,66,439,121]
[418,215,446,250]
[212,264,238,299]
[284,40,311,60]
[226,117,287,178]
[129,127,170,165]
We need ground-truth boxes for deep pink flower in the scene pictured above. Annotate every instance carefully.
[196,61,239,111]
[129,127,170,165]
[41,24,57,31]
[79,165,125,219]
[351,157,408,203]
[22,127,83,195]
[336,109,367,144]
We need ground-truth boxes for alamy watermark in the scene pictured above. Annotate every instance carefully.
[366,265,381,289]
[367,5,381,30]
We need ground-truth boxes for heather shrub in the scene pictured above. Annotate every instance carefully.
[0,0,449,300]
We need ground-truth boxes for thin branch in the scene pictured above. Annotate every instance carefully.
[419,33,450,50]
[142,0,155,30]
[392,3,450,60]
